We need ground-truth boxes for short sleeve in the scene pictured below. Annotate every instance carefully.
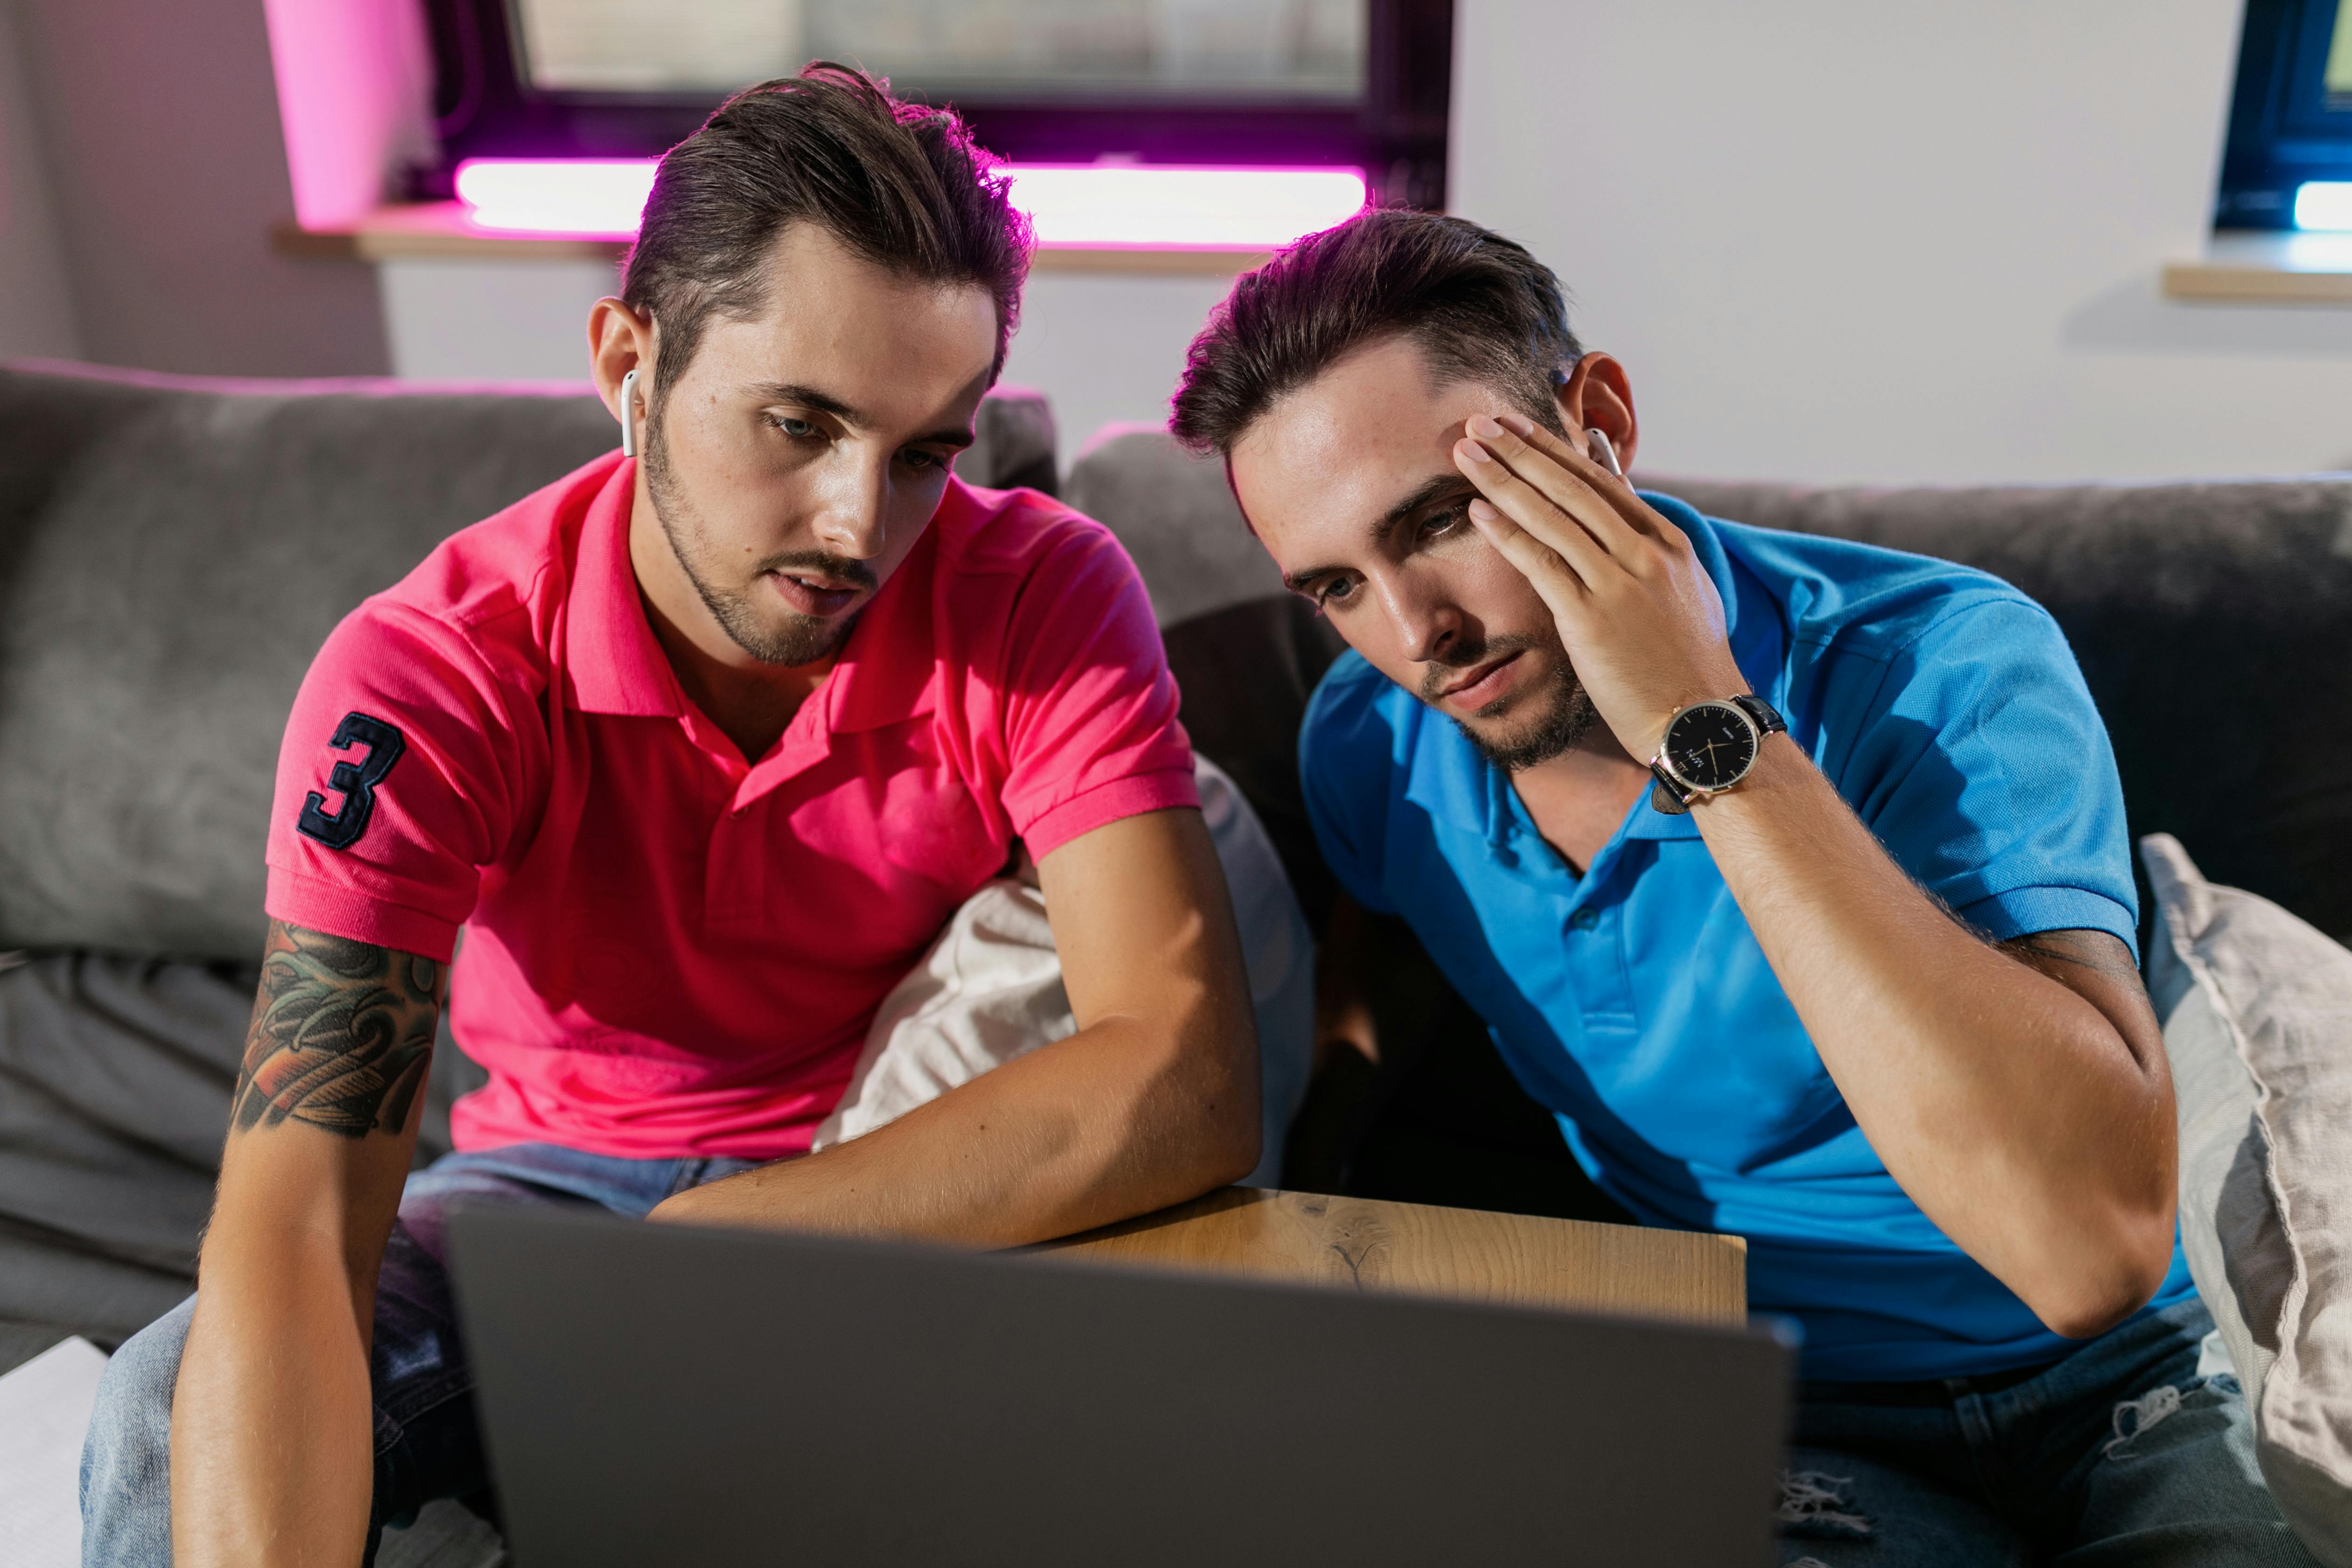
[995,525,1198,858]
[264,601,533,961]
[1298,653,1401,917]
[1834,597,2139,957]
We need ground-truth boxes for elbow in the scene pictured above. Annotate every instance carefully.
[1195,1037,1263,1190]
[1199,1086,1262,1190]
[2023,1200,2178,1342]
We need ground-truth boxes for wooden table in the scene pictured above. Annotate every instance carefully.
[1034,1187,1746,1327]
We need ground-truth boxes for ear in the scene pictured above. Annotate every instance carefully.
[588,298,658,433]
[1554,351,1640,474]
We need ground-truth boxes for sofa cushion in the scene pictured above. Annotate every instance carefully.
[812,757,1314,1188]
[0,362,1055,962]
[2142,833,2352,1567]
[1064,425,1287,627]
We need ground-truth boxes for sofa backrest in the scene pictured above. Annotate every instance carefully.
[0,363,1055,960]
[1065,430,2352,951]
[1659,474,2352,950]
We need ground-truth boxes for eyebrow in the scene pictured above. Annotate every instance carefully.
[1280,472,1477,594]
[748,380,975,451]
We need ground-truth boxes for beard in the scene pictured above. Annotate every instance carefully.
[1421,630,1598,772]
[641,403,876,667]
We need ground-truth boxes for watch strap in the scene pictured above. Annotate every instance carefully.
[1648,766,1692,815]
[1730,693,1786,737]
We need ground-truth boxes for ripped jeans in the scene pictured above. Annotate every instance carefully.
[1779,1297,2317,1566]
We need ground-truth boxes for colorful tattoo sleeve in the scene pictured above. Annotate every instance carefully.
[231,921,443,1140]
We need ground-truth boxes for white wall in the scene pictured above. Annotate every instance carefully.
[12,0,389,376]
[0,0,79,360]
[1001,270,1240,469]
[380,259,621,382]
[1450,0,2352,483]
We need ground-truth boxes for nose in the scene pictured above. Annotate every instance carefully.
[1373,566,1461,667]
[812,447,892,561]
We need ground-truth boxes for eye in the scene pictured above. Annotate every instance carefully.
[1416,505,1469,544]
[898,447,946,473]
[1315,576,1358,609]
[770,414,821,440]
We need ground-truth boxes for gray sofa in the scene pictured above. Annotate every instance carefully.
[2,362,2348,1554]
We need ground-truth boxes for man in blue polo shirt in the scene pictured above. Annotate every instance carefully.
[1170,210,2315,1564]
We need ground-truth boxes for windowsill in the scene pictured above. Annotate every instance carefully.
[273,203,1270,275]
[2161,231,2352,304]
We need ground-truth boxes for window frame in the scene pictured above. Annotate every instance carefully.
[416,0,1454,212]
[2216,0,2352,229]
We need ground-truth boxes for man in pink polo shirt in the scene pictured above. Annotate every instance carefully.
[81,67,1260,1568]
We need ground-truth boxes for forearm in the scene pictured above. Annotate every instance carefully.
[173,1223,379,1568]
[171,919,441,1565]
[654,1010,1257,1246]
[1694,738,2175,1331]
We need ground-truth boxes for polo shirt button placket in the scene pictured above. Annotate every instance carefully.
[1569,907,1600,932]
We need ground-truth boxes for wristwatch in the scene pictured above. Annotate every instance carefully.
[1648,693,1786,814]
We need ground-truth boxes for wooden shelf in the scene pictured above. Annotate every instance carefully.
[2162,232,2352,305]
[274,203,1267,276]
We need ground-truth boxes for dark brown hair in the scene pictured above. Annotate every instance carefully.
[1169,210,1581,456]
[622,63,1030,401]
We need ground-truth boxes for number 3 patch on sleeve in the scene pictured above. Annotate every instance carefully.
[296,712,407,850]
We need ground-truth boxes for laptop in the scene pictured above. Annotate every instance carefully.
[449,1204,1791,1566]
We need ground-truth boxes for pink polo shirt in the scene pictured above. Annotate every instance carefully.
[264,453,1197,1159]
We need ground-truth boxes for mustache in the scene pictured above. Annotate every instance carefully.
[1417,631,1545,705]
[757,550,878,592]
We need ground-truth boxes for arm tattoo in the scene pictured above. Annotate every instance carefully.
[232,921,444,1139]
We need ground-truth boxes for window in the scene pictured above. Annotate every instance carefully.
[2216,0,2352,229]
[420,0,1451,211]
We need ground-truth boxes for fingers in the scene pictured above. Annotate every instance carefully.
[1464,494,1585,623]
[1454,436,1608,594]
[1477,413,1660,555]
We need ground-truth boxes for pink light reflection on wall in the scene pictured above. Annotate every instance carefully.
[262,0,436,229]
[454,160,1370,247]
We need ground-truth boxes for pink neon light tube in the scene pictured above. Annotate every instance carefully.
[453,159,1368,247]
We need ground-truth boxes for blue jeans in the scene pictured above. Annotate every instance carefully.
[1779,1297,2317,1565]
[78,1143,760,1568]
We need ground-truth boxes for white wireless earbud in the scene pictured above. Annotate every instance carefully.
[1584,427,1623,477]
[619,368,640,458]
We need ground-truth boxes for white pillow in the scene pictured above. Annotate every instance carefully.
[2142,833,2352,1568]
[812,756,1314,1188]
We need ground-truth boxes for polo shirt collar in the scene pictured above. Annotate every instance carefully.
[818,521,940,735]
[564,457,682,718]
[1402,493,1791,854]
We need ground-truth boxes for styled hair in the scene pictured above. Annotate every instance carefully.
[1169,210,1581,456]
[622,63,1031,400]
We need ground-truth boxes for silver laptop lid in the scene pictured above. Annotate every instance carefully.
[451,1204,1790,1566]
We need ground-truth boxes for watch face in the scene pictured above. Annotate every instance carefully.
[1664,702,1757,790]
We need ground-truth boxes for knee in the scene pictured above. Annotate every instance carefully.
[81,1297,195,1549]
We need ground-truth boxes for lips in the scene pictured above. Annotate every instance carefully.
[1439,650,1524,711]
[766,569,863,618]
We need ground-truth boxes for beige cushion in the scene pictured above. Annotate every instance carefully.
[812,756,1314,1188]
[2142,833,2352,1567]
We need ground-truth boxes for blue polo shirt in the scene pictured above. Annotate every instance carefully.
[1301,492,2194,1381]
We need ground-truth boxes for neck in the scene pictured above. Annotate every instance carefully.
[1506,729,1651,876]
[627,479,835,765]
